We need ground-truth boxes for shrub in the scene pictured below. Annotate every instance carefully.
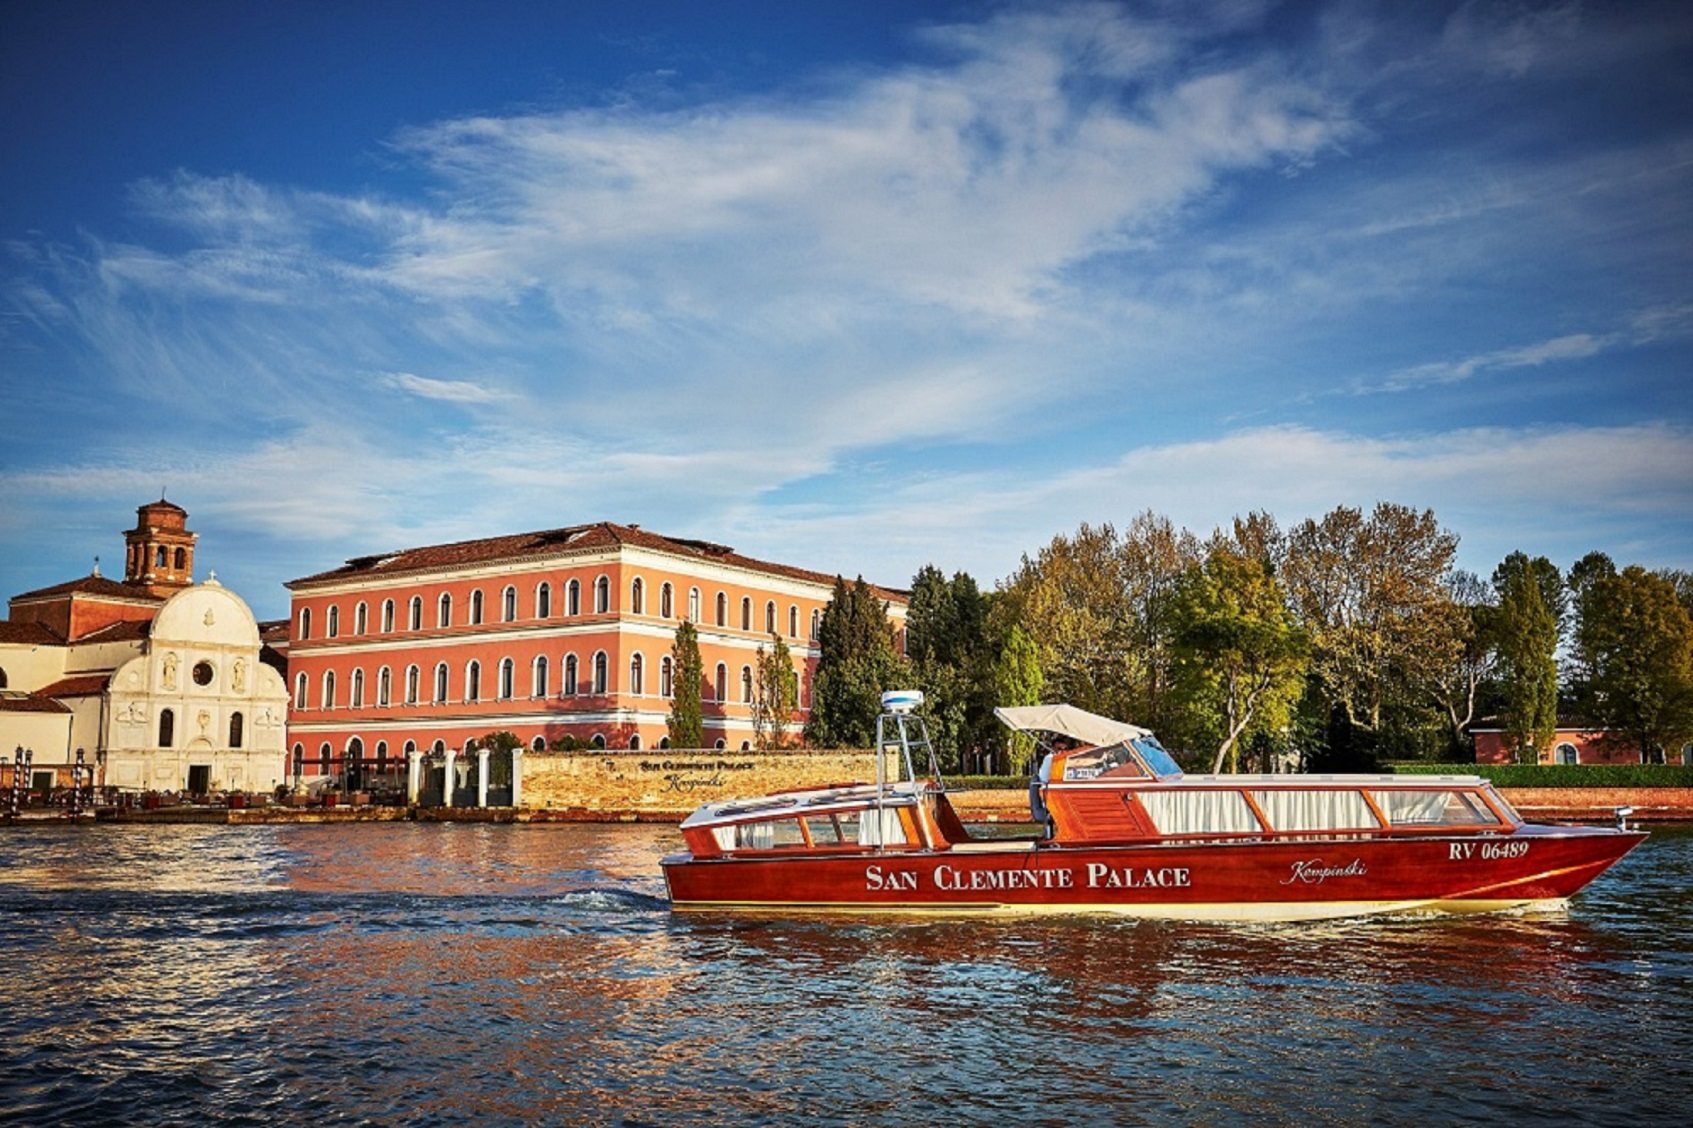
[1383,762,1693,788]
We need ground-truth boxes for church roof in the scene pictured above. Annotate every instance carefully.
[287,520,908,601]
[9,574,164,604]
[76,619,153,643]
[34,673,111,699]
[0,621,65,646]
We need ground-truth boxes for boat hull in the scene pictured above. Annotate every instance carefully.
[663,825,1647,922]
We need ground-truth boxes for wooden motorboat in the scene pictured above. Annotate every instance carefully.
[662,693,1646,921]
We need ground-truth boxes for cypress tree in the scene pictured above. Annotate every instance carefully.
[667,619,704,749]
[806,576,906,747]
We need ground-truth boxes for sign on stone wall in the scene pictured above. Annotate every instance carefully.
[521,747,899,816]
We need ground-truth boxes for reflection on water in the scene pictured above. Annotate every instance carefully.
[1,823,1689,1125]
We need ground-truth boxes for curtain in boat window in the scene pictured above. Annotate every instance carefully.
[1251,789,1379,832]
[1135,790,1260,836]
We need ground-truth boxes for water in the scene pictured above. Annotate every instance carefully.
[1,823,1689,1126]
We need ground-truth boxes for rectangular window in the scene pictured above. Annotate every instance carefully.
[1251,789,1379,833]
[1134,790,1260,837]
[1368,790,1498,827]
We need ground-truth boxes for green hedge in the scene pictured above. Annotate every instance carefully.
[1384,763,1693,788]
[945,774,1027,791]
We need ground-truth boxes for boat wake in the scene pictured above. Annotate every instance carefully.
[551,886,670,913]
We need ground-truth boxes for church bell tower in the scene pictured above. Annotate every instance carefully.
[123,498,197,597]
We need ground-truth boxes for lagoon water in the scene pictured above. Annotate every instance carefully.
[1,822,1689,1126]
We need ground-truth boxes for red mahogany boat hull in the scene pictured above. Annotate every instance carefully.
[663,824,1647,921]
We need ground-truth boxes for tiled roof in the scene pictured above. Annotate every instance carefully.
[75,619,152,643]
[10,574,163,603]
[288,521,908,601]
[0,693,72,715]
[35,673,112,698]
[0,621,64,646]
[258,619,290,643]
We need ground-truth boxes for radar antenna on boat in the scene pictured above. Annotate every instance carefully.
[874,690,945,804]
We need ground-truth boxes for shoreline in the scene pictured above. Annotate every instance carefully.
[4,786,1689,827]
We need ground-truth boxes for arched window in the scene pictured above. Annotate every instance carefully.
[350,668,365,708]
[564,654,579,696]
[294,672,308,709]
[408,596,422,630]
[789,605,799,638]
[740,741,752,751]
[375,740,388,770]
[592,651,608,694]
[382,599,395,632]
[741,597,752,631]
[470,589,484,625]
[660,655,674,698]
[378,666,392,707]
[431,739,445,755]
[173,547,186,570]
[159,708,175,748]
[688,587,701,622]
[567,579,581,616]
[322,670,337,709]
[765,601,777,634]
[630,653,644,695]
[404,739,417,761]
[714,738,726,751]
[536,582,552,618]
[465,660,481,702]
[660,582,674,618]
[594,575,610,613]
[1555,742,1580,765]
[502,586,517,622]
[811,609,821,640]
[292,743,304,779]
[229,711,244,748]
[319,742,331,772]
[629,734,642,750]
[531,736,546,752]
[438,593,452,628]
[533,655,549,697]
[155,546,167,567]
[590,734,606,750]
[714,663,727,701]
[327,605,339,638]
[298,607,312,640]
[354,601,368,635]
[433,663,449,703]
[741,665,753,703]
[631,577,645,615]
[715,592,727,626]
[405,665,420,705]
[659,736,671,749]
[498,657,514,700]
[0,666,7,689]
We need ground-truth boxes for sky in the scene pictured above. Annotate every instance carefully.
[2,0,1690,621]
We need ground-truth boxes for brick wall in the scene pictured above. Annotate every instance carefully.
[522,747,900,817]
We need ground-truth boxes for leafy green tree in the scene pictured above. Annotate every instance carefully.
[752,632,798,748]
[1570,560,1693,761]
[1492,552,1563,761]
[906,565,996,770]
[1416,570,1498,756]
[1170,548,1308,772]
[992,624,1045,774]
[667,619,704,749]
[1281,503,1459,740]
[805,577,907,747]
[468,730,522,786]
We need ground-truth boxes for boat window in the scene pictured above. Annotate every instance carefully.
[1252,789,1379,833]
[1062,742,1143,780]
[1131,737,1184,778]
[1369,789,1498,827]
[805,815,844,845]
[837,808,908,846]
[713,818,809,851]
[1135,790,1260,836]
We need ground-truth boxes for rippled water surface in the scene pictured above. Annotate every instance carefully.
[2,822,1689,1125]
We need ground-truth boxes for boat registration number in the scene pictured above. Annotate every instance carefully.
[1449,840,1530,861]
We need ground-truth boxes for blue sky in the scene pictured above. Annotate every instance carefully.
[3,0,1690,620]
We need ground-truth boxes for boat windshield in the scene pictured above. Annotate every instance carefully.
[1131,736,1183,778]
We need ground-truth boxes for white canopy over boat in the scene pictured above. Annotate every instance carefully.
[993,703,1152,748]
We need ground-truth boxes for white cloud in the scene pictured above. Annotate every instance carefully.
[381,371,509,404]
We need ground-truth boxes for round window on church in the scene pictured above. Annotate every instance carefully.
[192,661,215,687]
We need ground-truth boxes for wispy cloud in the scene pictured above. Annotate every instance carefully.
[381,371,509,404]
